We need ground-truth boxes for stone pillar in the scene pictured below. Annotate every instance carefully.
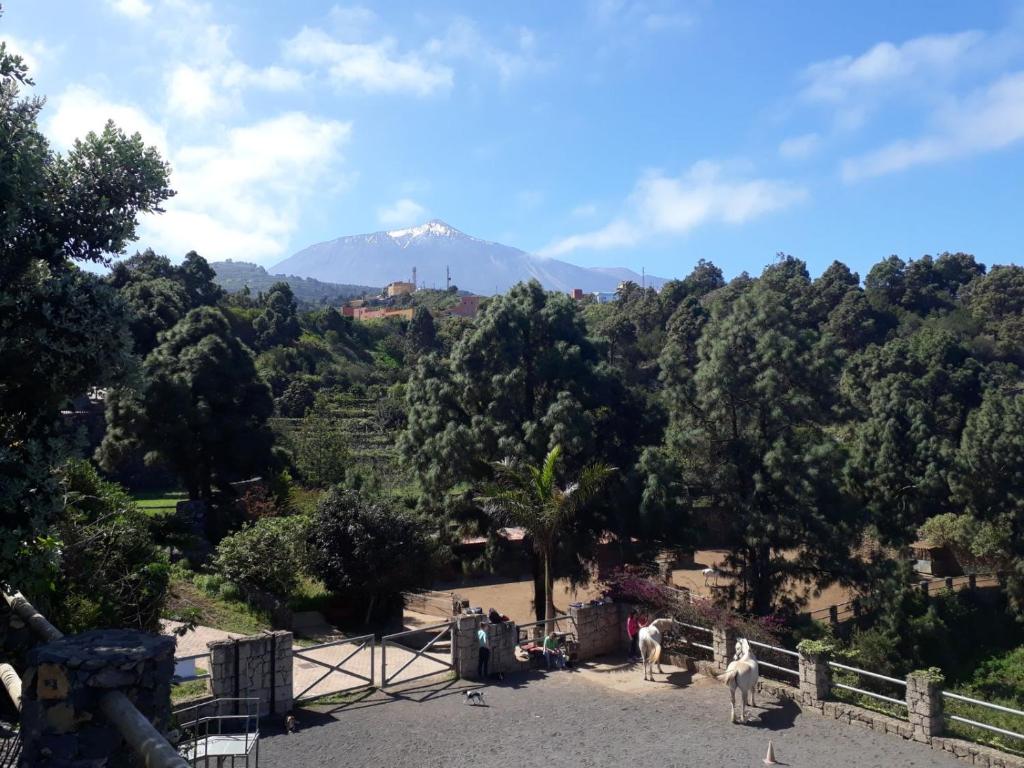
[482,619,518,674]
[906,669,944,743]
[20,629,174,767]
[570,602,621,660]
[208,631,292,718]
[712,625,737,672]
[453,614,482,680]
[797,644,832,705]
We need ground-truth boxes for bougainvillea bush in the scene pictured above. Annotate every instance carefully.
[601,566,783,647]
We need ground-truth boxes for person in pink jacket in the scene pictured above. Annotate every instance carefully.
[627,609,642,661]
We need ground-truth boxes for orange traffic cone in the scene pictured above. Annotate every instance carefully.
[762,739,778,765]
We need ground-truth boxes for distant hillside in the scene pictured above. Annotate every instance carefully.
[210,260,378,303]
[272,220,668,295]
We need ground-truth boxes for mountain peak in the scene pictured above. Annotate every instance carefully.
[386,219,462,239]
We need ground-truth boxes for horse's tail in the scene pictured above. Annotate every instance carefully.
[650,641,662,666]
[720,667,739,686]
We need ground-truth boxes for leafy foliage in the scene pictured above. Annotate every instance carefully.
[307,489,437,623]
[0,46,172,590]
[50,461,169,633]
[213,515,309,598]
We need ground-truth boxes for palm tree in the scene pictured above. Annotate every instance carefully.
[475,445,614,626]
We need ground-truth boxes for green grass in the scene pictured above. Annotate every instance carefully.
[300,686,376,706]
[289,575,333,614]
[165,574,274,636]
[171,678,210,704]
[132,490,188,517]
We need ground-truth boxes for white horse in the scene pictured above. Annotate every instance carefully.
[702,566,722,586]
[721,638,759,723]
[637,618,675,682]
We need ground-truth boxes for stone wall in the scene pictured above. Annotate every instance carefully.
[208,631,292,717]
[452,615,521,680]
[20,629,174,767]
[568,602,623,660]
[906,670,944,743]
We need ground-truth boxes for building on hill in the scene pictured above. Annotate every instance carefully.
[570,288,585,300]
[342,306,415,322]
[443,295,482,318]
[385,281,415,297]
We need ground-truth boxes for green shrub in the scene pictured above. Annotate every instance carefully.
[51,461,170,633]
[213,515,309,598]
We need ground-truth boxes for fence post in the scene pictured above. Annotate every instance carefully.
[712,625,736,672]
[796,641,832,709]
[828,605,838,625]
[906,669,944,743]
[20,629,176,767]
[968,573,977,591]
[453,614,482,680]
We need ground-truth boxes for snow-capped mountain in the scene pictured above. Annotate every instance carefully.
[271,220,667,296]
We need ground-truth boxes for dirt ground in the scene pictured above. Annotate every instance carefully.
[262,660,963,768]
[437,549,856,623]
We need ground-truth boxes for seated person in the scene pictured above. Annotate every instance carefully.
[543,633,566,670]
[487,607,503,625]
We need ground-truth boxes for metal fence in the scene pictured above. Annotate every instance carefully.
[174,697,260,768]
[942,691,1024,743]
[742,638,799,681]
[514,615,577,646]
[827,660,909,713]
[381,621,454,689]
[293,634,375,702]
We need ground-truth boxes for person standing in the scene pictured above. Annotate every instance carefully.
[477,624,491,680]
[627,609,641,661]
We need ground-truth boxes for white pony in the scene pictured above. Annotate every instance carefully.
[721,638,759,723]
[637,618,675,682]
[702,566,722,586]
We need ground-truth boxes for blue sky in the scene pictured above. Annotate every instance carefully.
[4,1,1024,280]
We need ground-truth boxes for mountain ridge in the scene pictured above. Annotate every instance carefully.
[272,220,667,295]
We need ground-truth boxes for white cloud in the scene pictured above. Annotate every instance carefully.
[328,5,379,38]
[167,65,217,119]
[3,35,56,76]
[152,1,303,120]
[107,0,152,19]
[842,71,1024,181]
[589,0,694,36]
[377,198,427,227]
[148,112,352,262]
[571,203,598,218]
[541,162,806,257]
[801,31,984,104]
[46,85,168,154]
[424,18,543,83]
[779,132,821,159]
[47,85,351,262]
[285,27,452,96]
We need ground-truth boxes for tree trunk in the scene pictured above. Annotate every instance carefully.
[531,551,545,622]
[544,549,556,632]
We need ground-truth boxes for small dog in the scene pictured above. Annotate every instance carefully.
[462,690,486,706]
[285,715,297,733]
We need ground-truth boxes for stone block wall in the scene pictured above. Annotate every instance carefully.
[797,649,831,706]
[20,629,174,767]
[906,671,943,743]
[208,631,292,717]
[569,602,623,660]
[453,615,521,680]
[712,625,737,671]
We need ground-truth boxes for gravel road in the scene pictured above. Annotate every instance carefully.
[260,665,965,768]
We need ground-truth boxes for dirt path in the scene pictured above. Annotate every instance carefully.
[443,549,857,623]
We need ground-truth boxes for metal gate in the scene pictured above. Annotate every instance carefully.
[293,634,375,702]
[381,621,454,689]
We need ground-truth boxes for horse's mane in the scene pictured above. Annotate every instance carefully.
[648,617,674,633]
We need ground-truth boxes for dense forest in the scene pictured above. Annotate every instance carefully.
[3,30,1024,710]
